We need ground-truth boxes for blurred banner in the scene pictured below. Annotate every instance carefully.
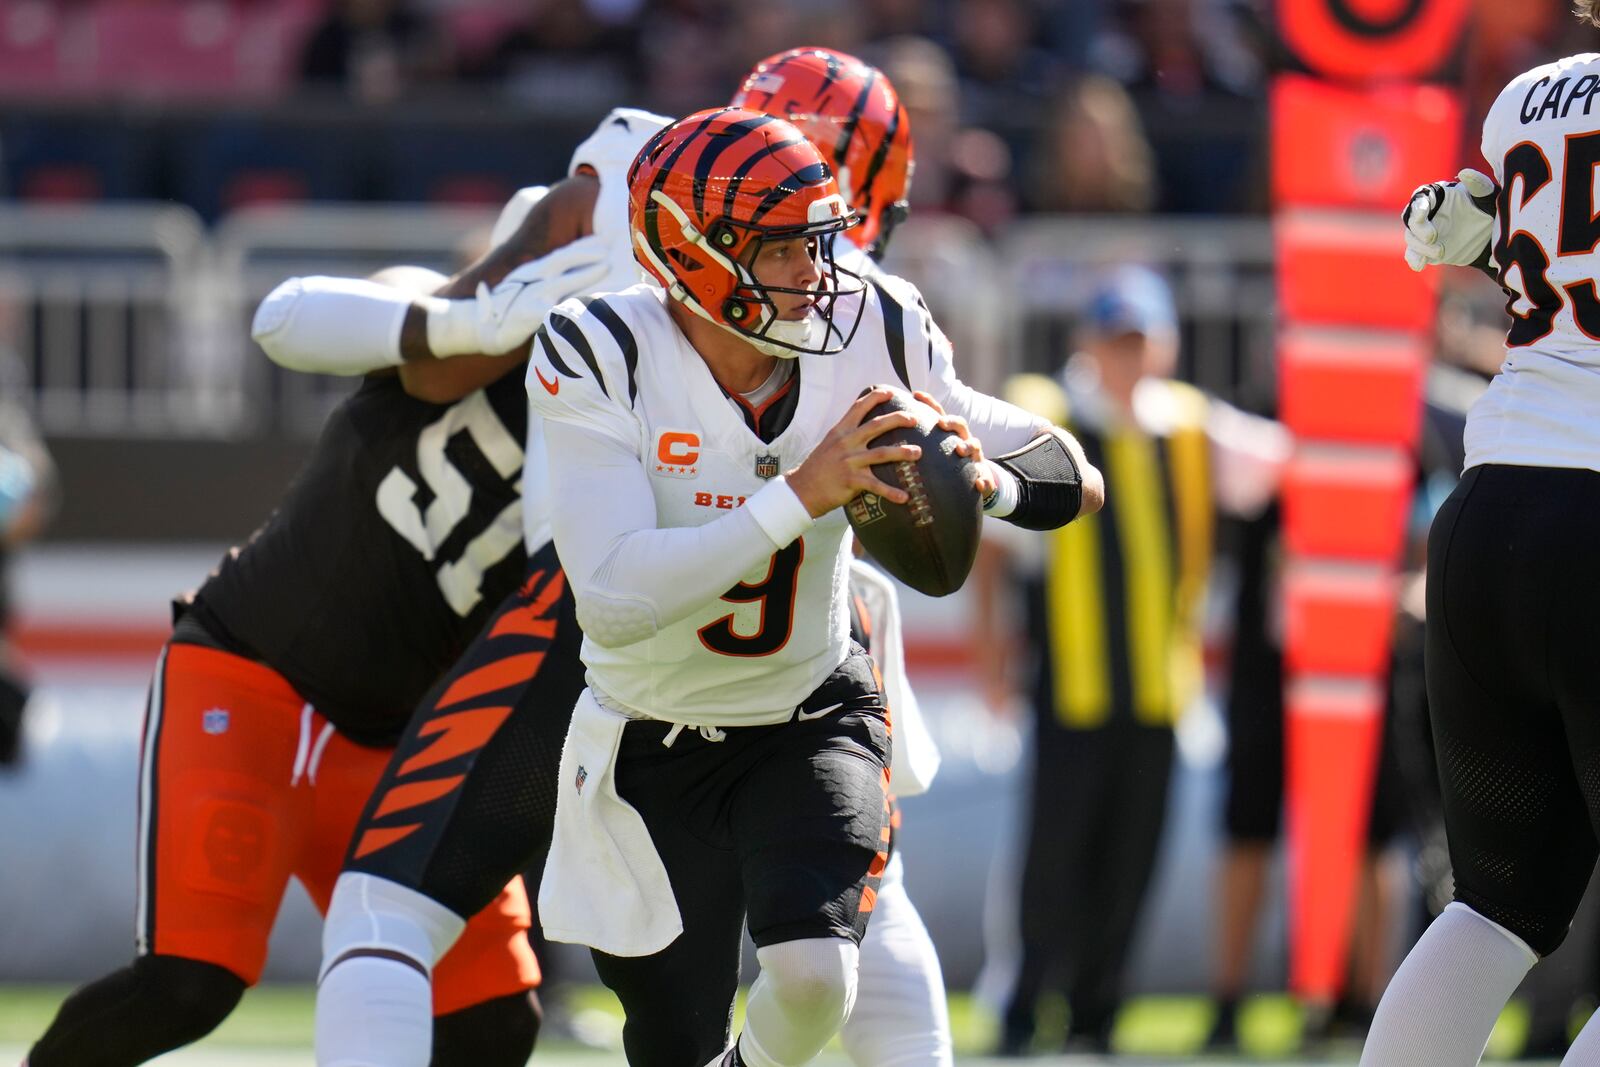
[1272,0,1469,1002]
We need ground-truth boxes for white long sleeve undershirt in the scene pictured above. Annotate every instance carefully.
[541,417,815,648]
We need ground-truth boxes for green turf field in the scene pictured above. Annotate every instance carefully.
[0,983,1552,1063]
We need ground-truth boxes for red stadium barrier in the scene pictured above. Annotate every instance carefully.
[1275,212,1440,330]
[1279,329,1426,445]
[1283,563,1399,677]
[1272,75,1462,210]
[1273,0,1468,1001]
[1284,675,1386,998]
[1280,447,1413,562]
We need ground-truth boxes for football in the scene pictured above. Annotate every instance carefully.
[846,388,983,597]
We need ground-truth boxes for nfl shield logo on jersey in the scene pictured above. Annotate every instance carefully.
[754,453,781,480]
[575,765,588,794]
[201,708,230,735]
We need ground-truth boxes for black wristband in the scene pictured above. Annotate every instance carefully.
[993,429,1083,531]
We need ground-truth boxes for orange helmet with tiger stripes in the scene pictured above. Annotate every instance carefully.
[628,106,866,358]
[732,47,914,258]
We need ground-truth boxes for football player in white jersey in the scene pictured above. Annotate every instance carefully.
[267,56,1088,1067]
[295,54,981,1067]
[522,108,1099,1067]
[727,49,953,1067]
[1368,9,1600,1065]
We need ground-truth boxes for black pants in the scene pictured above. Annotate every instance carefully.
[1427,464,1600,957]
[0,662,25,766]
[345,545,586,919]
[1004,718,1174,1044]
[593,648,892,1067]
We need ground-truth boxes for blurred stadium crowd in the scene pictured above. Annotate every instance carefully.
[0,0,1592,223]
[0,0,1270,220]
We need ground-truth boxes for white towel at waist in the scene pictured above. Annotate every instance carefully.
[537,688,682,957]
[850,559,941,796]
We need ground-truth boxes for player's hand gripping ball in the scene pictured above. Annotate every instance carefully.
[846,387,983,597]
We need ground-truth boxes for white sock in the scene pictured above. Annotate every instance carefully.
[1360,902,1537,1067]
[840,854,953,1066]
[315,873,467,1067]
[738,938,860,1067]
[1563,1010,1600,1065]
[315,956,432,1067]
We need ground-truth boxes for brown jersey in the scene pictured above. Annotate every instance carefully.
[188,368,528,745]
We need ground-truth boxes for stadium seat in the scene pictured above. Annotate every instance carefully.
[377,116,573,205]
[84,0,245,98]
[233,1,322,97]
[18,162,103,201]
[171,114,366,220]
[221,168,310,210]
[0,112,160,199]
[0,0,75,97]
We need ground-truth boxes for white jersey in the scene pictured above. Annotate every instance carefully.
[519,108,673,553]
[1470,53,1600,471]
[528,278,1047,727]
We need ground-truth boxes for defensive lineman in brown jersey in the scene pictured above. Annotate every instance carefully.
[24,178,605,1067]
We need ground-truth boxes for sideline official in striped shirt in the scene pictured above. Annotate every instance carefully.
[978,265,1287,1055]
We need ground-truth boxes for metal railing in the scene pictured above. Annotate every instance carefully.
[0,203,1285,438]
[210,202,499,436]
[0,203,214,434]
[997,216,1279,407]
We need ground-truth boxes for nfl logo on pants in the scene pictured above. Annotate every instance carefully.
[754,454,780,480]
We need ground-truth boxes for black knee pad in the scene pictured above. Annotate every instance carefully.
[432,991,541,1067]
[134,955,246,1042]
[29,955,245,1067]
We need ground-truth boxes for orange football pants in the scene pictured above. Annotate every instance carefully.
[135,641,538,1014]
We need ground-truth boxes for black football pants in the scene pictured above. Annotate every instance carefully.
[593,649,892,1067]
[344,544,585,919]
[1427,463,1600,957]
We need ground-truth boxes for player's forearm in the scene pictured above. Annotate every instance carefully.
[252,275,490,375]
[252,276,411,374]
[989,426,1102,529]
[575,487,810,647]
[544,422,814,648]
[933,381,1101,527]
[937,379,1052,455]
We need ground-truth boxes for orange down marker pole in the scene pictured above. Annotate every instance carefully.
[1272,0,1469,1001]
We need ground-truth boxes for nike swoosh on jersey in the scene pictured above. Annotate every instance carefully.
[535,366,561,395]
[796,701,845,721]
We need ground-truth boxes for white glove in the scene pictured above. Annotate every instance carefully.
[424,235,613,357]
[475,235,613,354]
[1403,168,1497,272]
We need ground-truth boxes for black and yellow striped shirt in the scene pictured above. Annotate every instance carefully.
[1009,373,1214,729]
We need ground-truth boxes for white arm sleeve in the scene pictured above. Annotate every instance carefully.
[931,371,1052,456]
[252,275,423,375]
[542,418,815,648]
[1207,400,1291,519]
[886,277,1051,454]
